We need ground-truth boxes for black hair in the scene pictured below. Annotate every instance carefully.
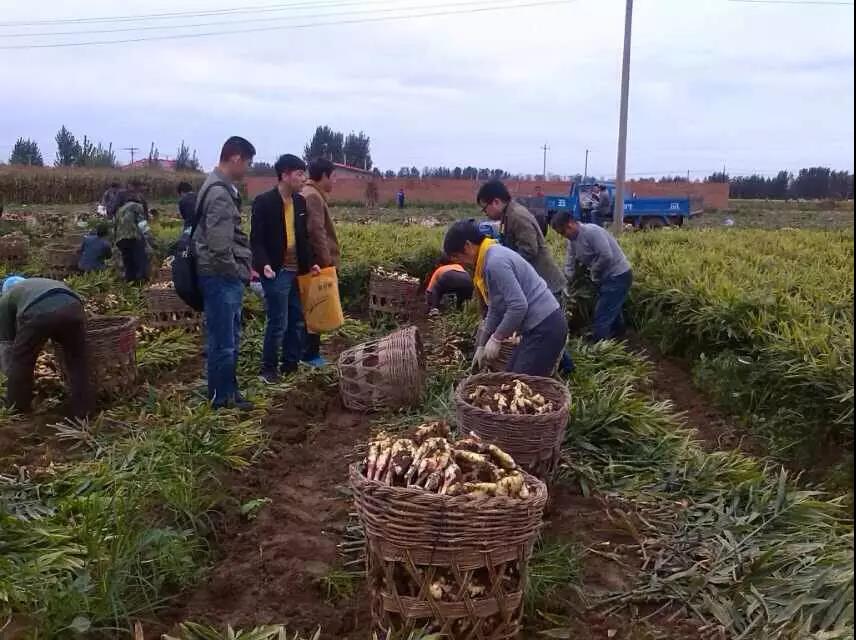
[220,136,256,162]
[275,154,307,181]
[476,180,511,205]
[308,157,335,182]
[443,219,485,256]
[550,209,575,232]
[177,181,193,194]
[95,222,110,237]
[110,181,120,189]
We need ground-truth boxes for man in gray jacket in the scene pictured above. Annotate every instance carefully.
[194,136,255,410]
[552,210,633,341]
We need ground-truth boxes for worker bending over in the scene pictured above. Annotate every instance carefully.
[0,276,91,417]
[425,258,474,314]
[551,211,633,341]
[443,220,566,377]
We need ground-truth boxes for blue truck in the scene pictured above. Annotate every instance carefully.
[521,181,703,230]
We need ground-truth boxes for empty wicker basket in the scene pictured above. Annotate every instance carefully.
[143,286,200,329]
[350,463,547,639]
[41,244,80,278]
[338,325,425,412]
[369,272,422,317]
[0,236,29,267]
[455,373,571,480]
[57,315,138,396]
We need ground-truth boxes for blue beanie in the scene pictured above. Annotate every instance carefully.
[2,276,26,294]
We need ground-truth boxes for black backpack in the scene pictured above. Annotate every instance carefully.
[172,181,232,311]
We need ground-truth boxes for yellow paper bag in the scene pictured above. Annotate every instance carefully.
[298,266,345,333]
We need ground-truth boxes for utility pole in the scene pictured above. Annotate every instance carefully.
[123,146,140,165]
[584,149,590,183]
[613,0,634,234]
[541,143,550,180]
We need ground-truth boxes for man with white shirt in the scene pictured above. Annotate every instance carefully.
[551,210,633,341]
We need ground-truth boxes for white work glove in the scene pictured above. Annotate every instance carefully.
[471,346,486,371]
[483,336,503,362]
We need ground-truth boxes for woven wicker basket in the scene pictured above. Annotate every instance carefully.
[454,373,571,480]
[369,272,422,316]
[143,287,200,329]
[0,236,29,266]
[338,325,425,412]
[41,244,80,278]
[57,315,138,396]
[350,464,547,639]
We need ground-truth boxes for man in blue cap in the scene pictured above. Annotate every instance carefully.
[0,276,91,417]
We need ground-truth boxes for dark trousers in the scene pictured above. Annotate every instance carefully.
[117,238,149,283]
[428,270,474,309]
[199,275,244,406]
[260,269,304,373]
[507,308,568,377]
[303,333,322,360]
[593,270,633,341]
[7,298,92,418]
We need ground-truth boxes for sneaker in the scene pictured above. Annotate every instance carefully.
[258,369,281,385]
[232,396,255,412]
[302,356,328,369]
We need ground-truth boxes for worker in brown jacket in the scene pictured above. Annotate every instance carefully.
[301,157,341,367]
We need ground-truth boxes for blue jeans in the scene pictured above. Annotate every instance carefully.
[593,270,633,341]
[260,269,305,372]
[199,275,244,406]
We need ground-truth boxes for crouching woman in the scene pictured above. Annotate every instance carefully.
[443,220,567,376]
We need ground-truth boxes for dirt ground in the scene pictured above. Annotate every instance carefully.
[147,329,713,640]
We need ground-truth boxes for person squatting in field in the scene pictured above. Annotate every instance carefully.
[250,154,316,384]
[551,210,633,342]
[0,276,92,418]
[443,219,567,377]
[78,222,113,272]
[424,257,474,315]
[193,136,256,411]
[300,157,340,367]
[477,180,574,374]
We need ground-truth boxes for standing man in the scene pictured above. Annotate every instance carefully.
[101,182,122,218]
[301,158,340,367]
[113,192,152,283]
[177,181,197,229]
[551,210,633,341]
[592,184,612,227]
[397,188,406,210]
[194,136,256,410]
[0,276,91,418]
[251,154,314,383]
[477,179,573,373]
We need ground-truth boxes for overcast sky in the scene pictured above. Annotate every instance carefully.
[0,0,853,178]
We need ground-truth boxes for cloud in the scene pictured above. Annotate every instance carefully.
[0,0,852,176]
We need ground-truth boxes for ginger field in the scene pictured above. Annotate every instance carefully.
[0,203,853,640]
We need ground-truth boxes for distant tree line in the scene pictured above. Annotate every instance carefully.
[304,125,373,170]
[6,126,201,172]
[706,167,854,200]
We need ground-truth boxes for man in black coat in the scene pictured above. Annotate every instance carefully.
[250,154,317,383]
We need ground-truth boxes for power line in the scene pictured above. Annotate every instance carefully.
[0,0,388,27]
[2,0,527,38]
[0,0,575,50]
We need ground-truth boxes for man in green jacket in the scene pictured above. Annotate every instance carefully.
[114,192,153,283]
[0,276,91,417]
[477,180,567,295]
